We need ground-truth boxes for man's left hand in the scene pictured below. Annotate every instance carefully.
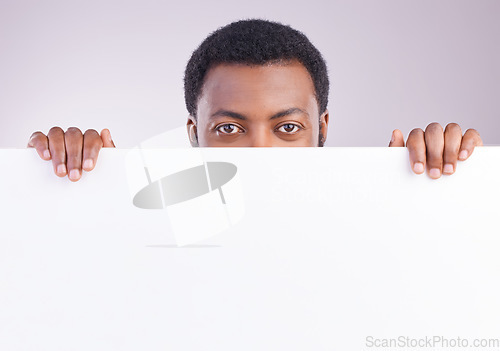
[389,123,483,179]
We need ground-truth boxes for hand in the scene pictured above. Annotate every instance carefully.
[28,127,116,182]
[389,123,483,179]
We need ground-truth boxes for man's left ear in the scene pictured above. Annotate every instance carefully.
[186,116,199,147]
[319,110,329,147]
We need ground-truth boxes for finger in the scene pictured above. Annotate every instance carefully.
[442,123,462,175]
[47,127,67,177]
[388,129,405,147]
[82,129,103,171]
[64,127,84,182]
[458,129,483,161]
[100,129,116,148]
[406,128,426,174]
[424,123,445,179]
[28,131,51,160]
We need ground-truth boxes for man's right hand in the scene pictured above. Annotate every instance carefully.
[28,127,116,182]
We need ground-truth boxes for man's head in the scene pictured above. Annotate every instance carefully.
[184,19,330,147]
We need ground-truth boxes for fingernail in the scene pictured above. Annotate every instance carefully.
[57,164,67,175]
[459,150,468,160]
[69,169,80,180]
[108,131,112,142]
[443,164,454,174]
[43,150,51,159]
[429,168,441,179]
[413,162,425,174]
[83,159,94,170]
[390,132,395,143]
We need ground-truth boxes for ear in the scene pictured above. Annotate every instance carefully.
[319,109,329,147]
[186,115,199,147]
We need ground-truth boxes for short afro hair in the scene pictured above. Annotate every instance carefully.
[184,19,329,118]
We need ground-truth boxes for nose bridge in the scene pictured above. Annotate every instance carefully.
[249,124,273,147]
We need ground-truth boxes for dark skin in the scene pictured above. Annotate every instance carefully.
[28,60,483,181]
[187,62,328,147]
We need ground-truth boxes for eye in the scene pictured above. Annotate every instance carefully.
[216,123,243,135]
[277,123,301,134]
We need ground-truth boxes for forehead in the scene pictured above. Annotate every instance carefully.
[196,61,318,117]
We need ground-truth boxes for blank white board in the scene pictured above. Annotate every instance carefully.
[1,147,499,350]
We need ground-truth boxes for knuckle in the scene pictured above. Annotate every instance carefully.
[445,123,461,133]
[30,131,44,139]
[407,129,424,149]
[466,128,481,138]
[28,132,44,146]
[84,129,99,137]
[94,138,104,148]
[409,128,424,137]
[84,134,103,151]
[465,129,483,144]
[48,126,64,135]
[66,127,83,136]
[426,122,443,133]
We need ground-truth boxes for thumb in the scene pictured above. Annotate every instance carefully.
[100,128,116,148]
[388,129,405,147]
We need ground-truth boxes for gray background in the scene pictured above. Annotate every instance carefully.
[0,0,498,147]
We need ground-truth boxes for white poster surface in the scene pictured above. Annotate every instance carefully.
[1,147,499,350]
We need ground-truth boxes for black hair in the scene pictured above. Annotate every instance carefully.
[183,19,329,119]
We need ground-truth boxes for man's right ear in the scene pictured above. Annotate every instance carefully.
[186,116,199,147]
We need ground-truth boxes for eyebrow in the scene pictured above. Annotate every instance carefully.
[210,107,309,121]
